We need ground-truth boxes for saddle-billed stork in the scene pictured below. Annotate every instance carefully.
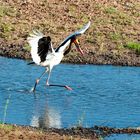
[27,21,91,92]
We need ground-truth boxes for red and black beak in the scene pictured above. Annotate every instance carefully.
[73,39,84,55]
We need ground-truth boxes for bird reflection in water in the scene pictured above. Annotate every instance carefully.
[31,105,61,128]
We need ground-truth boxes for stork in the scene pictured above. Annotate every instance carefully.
[27,21,91,92]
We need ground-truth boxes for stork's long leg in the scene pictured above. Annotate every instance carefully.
[48,84,72,90]
[46,67,51,86]
[46,68,72,90]
[33,68,48,92]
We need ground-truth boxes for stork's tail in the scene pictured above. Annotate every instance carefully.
[27,61,35,65]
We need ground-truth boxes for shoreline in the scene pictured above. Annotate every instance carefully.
[0,43,140,67]
[1,123,140,140]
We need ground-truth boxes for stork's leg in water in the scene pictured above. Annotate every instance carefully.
[48,84,73,90]
[46,70,72,90]
[33,69,48,92]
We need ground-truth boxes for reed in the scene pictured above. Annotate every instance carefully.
[2,94,11,125]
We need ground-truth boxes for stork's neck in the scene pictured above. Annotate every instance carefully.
[55,39,71,53]
[63,41,72,56]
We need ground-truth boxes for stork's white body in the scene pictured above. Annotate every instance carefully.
[40,52,63,67]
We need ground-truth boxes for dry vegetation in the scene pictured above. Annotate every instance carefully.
[0,0,140,65]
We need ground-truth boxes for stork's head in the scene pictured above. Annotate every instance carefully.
[71,36,84,55]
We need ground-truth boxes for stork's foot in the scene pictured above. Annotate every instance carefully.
[46,82,72,90]
[65,85,72,90]
[46,81,49,86]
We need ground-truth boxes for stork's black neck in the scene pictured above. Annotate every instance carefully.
[56,36,76,56]
[63,37,76,56]
[55,35,76,53]
[63,41,72,56]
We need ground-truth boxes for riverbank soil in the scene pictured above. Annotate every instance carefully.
[0,124,99,140]
[0,0,139,66]
[1,124,140,140]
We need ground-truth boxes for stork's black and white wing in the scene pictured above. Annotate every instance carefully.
[56,21,91,52]
[27,31,44,65]
[27,31,53,65]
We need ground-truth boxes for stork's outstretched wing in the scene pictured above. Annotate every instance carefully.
[56,21,91,52]
[27,30,44,65]
[60,21,90,46]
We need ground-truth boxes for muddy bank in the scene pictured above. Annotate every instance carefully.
[1,124,140,140]
[1,43,140,66]
[0,124,99,140]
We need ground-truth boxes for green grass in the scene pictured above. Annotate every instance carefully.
[109,32,122,41]
[0,5,17,17]
[124,42,140,54]
[23,43,31,52]
[0,23,13,33]
[0,22,14,39]
[0,6,9,17]
[0,123,13,131]
[104,5,134,26]
[105,6,117,14]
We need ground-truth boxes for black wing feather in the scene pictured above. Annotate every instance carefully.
[38,36,51,62]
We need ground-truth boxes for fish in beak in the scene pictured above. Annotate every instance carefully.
[73,39,84,55]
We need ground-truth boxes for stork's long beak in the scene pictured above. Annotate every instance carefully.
[73,39,84,55]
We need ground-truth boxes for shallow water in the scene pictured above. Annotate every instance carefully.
[0,57,140,138]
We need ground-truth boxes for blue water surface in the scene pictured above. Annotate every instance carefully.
[0,57,140,138]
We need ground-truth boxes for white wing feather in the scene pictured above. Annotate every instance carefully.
[74,21,91,35]
[27,31,44,65]
[57,21,91,52]
[61,21,91,43]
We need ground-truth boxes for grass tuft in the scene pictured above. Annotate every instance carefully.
[23,43,31,52]
[105,7,117,14]
[0,123,13,131]
[109,32,122,41]
[0,5,17,17]
[124,42,140,54]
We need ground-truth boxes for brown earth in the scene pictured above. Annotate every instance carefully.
[1,124,140,140]
[0,124,99,140]
[0,0,140,66]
